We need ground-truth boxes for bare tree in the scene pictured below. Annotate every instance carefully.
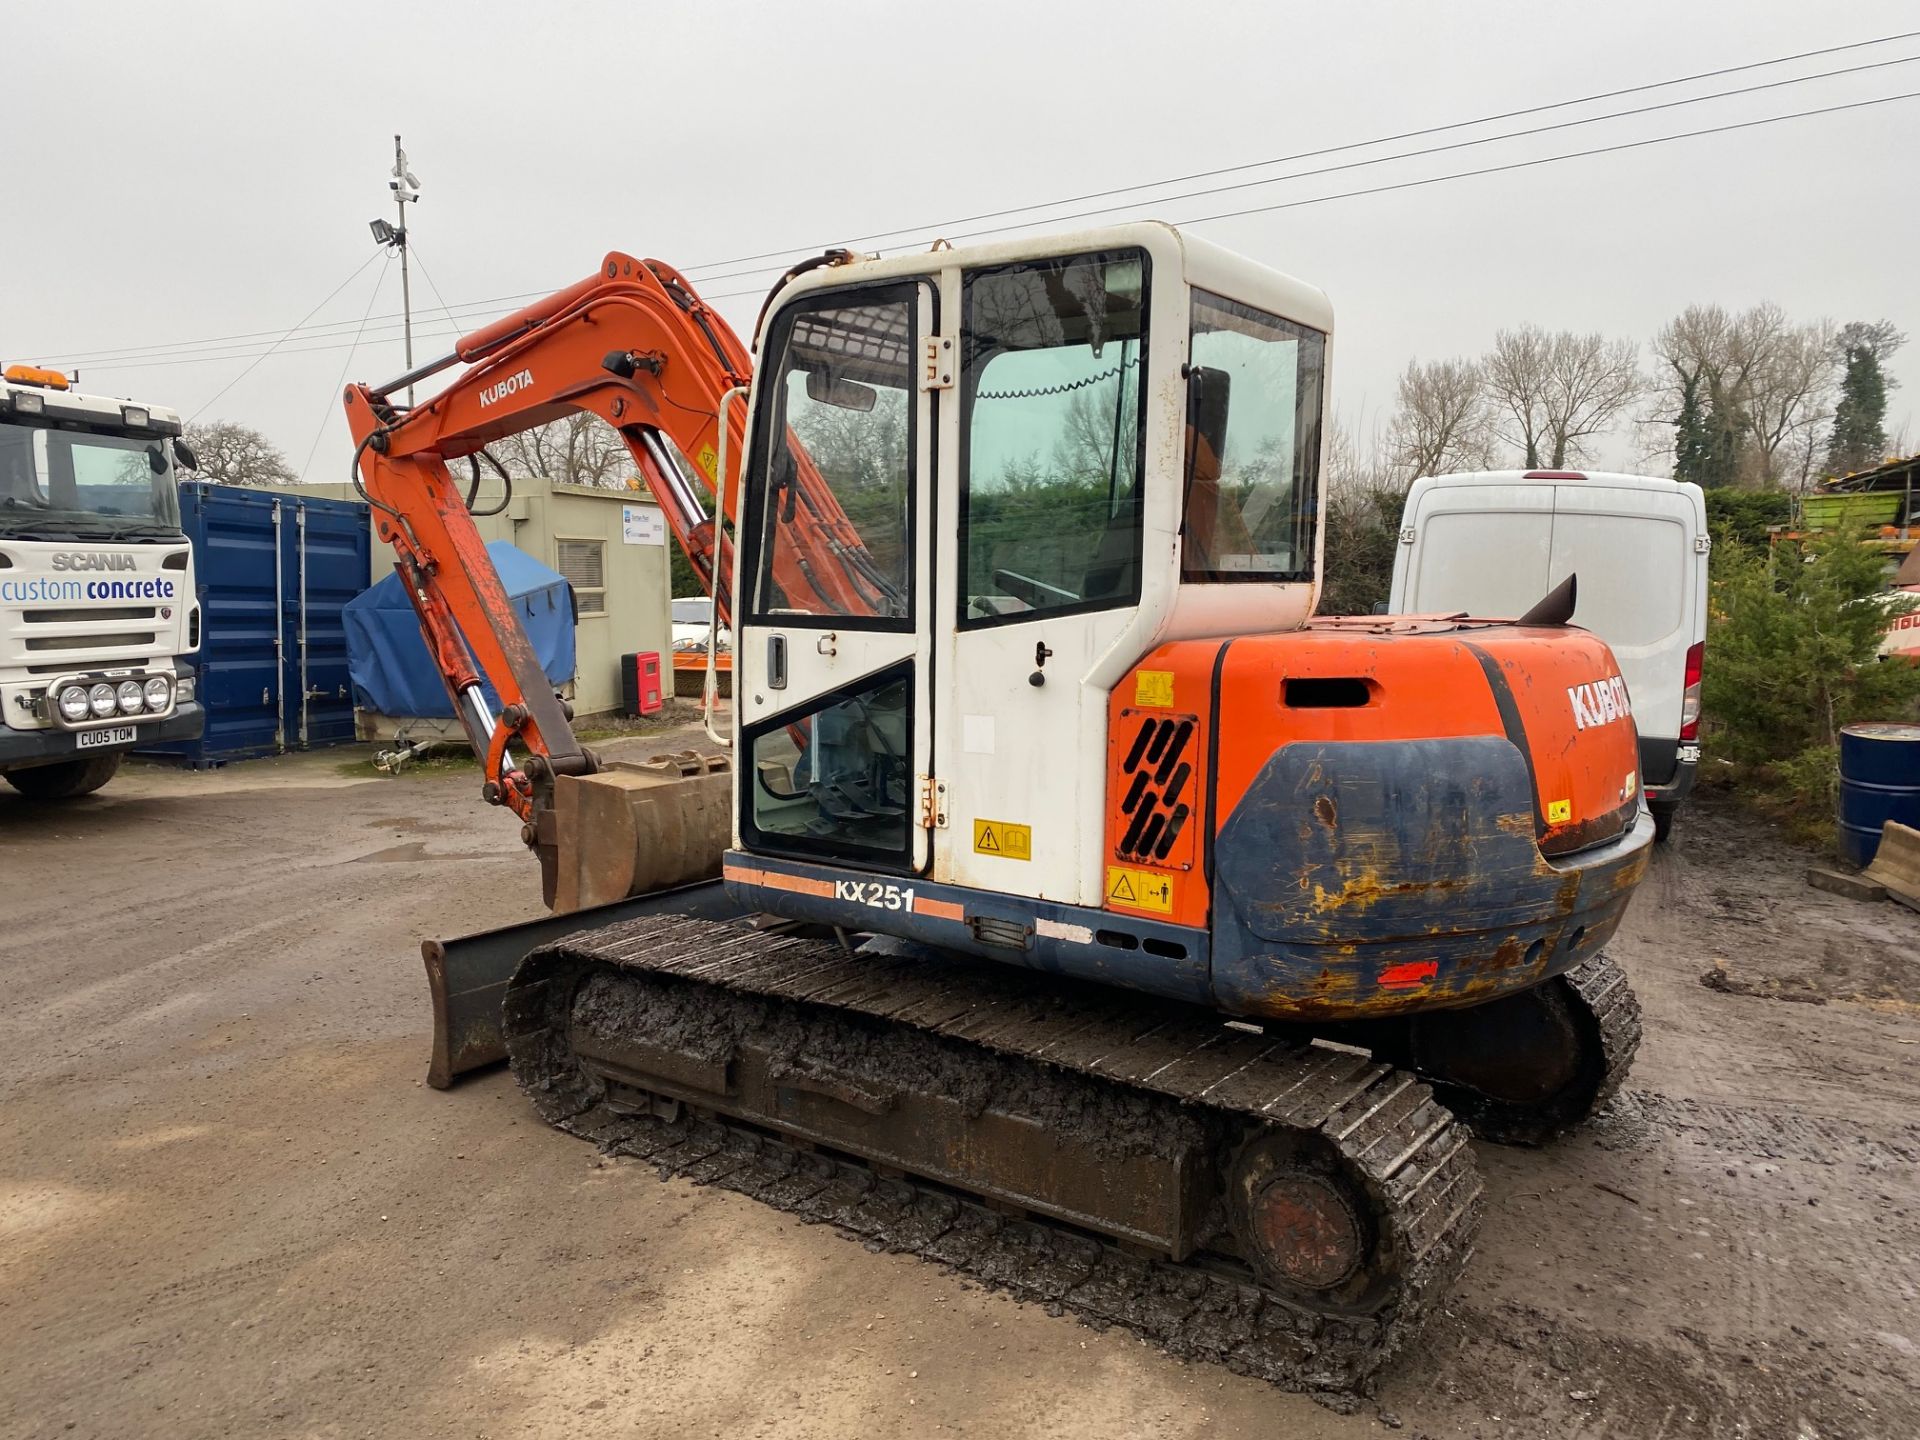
[1650,303,1837,489]
[1386,357,1496,480]
[488,413,636,489]
[1744,317,1834,490]
[1483,326,1643,470]
[181,421,298,487]
[1319,416,1409,615]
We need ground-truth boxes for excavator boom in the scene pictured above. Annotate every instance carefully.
[344,251,874,902]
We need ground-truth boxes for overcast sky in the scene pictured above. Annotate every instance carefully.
[9,1,1916,482]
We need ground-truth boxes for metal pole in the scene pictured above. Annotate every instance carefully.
[395,134,414,405]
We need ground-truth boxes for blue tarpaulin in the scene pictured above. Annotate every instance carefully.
[344,541,575,718]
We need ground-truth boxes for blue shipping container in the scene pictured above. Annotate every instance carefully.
[139,482,370,765]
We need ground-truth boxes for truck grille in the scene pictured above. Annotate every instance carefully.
[7,605,168,673]
[22,606,156,625]
[26,631,159,651]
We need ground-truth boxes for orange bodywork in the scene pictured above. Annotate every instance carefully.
[1105,615,1644,929]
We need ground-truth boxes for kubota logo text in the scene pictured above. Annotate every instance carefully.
[478,368,534,408]
[1568,675,1632,730]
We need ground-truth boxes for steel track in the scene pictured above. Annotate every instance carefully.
[503,915,1484,1394]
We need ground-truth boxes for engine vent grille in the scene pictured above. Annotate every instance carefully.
[24,607,157,625]
[25,631,158,652]
[1116,713,1197,867]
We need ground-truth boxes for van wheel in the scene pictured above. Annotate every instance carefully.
[1650,803,1675,843]
[4,753,123,800]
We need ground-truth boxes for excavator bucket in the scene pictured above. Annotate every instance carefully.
[548,751,732,912]
[424,750,736,1088]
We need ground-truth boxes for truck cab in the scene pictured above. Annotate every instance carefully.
[0,364,204,799]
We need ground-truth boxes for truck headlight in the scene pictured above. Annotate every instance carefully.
[144,676,173,711]
[117,680,145,715]
[173,675,195,704]
[89,683,118,718]
[57,685,91,723]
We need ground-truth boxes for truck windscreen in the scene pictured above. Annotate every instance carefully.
[0,421,183,538]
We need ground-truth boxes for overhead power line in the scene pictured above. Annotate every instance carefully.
[34,28,1919,371]
[299,253,392,481]
[82,86,1920,381]
[184,249,383,422]
[687,50,1920,284]
[669,28,1920,277]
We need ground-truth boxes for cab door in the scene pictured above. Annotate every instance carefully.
[734,280,937,874]
[931,248,1152,904]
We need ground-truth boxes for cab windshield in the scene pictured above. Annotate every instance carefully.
[0,420,184,540]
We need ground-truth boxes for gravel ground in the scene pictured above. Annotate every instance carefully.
[3,753,1917,1440]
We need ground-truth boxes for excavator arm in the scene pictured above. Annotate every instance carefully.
[344,250,874,904]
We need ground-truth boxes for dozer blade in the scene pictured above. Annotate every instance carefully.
[549,751,732,913]
[424,748,739,1089]
[422,881,748,1088]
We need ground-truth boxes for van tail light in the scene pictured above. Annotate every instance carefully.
[1679,641,1703,741]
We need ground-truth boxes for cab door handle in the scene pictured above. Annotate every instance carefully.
[767,634,787,690]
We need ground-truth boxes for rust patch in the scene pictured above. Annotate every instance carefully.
[1314,794,1338,829]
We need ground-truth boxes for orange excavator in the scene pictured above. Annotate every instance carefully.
[346,224,1651,1393]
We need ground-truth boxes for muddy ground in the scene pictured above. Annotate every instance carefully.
[2,749,1916,1440]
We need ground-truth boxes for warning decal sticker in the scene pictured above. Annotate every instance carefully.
[1134,670,1175,708]
[1105,864,1173,915]
[972,818,1032,861]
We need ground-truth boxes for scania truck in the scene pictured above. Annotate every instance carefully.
[0,364,203,799]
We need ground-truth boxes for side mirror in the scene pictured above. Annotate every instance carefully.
[172,438,200,471]
[1184,366,1231,486]
[1371,601,1389,615]
[806,369,877,412]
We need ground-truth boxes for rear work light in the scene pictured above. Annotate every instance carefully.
[1679,641,1704,741]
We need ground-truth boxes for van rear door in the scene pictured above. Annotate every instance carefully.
[1549,483,1697,764]
[1394,478,1553,615]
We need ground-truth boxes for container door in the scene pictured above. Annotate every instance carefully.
[291,498,368,747]
[190,483,282,759]
[734,280,936,874]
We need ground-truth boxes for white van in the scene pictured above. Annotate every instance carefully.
[1388,470,1709,839]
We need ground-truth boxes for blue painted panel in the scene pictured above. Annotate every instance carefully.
[719,851,1214,1007]
[291,498,369,747]
[139,482,370,765]
[1209,736,1652,1022]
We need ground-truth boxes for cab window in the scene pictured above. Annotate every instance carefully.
[1182,292,1323,583]
[960,250,1148,626]
[750,286,916,627]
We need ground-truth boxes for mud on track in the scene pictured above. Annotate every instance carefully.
[2,762,1917,1439]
